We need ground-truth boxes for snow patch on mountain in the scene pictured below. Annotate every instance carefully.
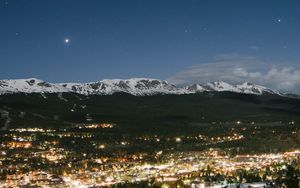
[202,81,241,92]
[236,82,281,95]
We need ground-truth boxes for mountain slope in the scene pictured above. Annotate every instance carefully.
[0,92,299,130]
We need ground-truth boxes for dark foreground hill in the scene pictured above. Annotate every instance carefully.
[0,92,300,132]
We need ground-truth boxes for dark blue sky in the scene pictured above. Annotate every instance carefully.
[1,0,300,83]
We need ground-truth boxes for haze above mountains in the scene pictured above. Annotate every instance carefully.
[0,78,282,96]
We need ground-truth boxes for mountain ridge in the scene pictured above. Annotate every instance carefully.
[0,78,283,96]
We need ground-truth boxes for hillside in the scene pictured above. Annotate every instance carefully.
[0,92,299,131]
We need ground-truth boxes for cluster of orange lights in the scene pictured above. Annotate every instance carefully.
[78,123,115,129]
[6,141,32,149]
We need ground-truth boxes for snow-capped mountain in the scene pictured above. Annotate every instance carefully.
[236,82,281,95]
[186,81,281,95]
[0,78,282,96]
[0,78,187,95]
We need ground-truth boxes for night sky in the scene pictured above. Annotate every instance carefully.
[1,0,300,91]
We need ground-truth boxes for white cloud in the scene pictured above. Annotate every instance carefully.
[168,54,300,93]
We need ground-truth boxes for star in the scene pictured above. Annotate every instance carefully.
[277,19,282,23]
[64,38,70,44]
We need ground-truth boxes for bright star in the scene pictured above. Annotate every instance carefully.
[64,38,70,44]
[277,19,282,23]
